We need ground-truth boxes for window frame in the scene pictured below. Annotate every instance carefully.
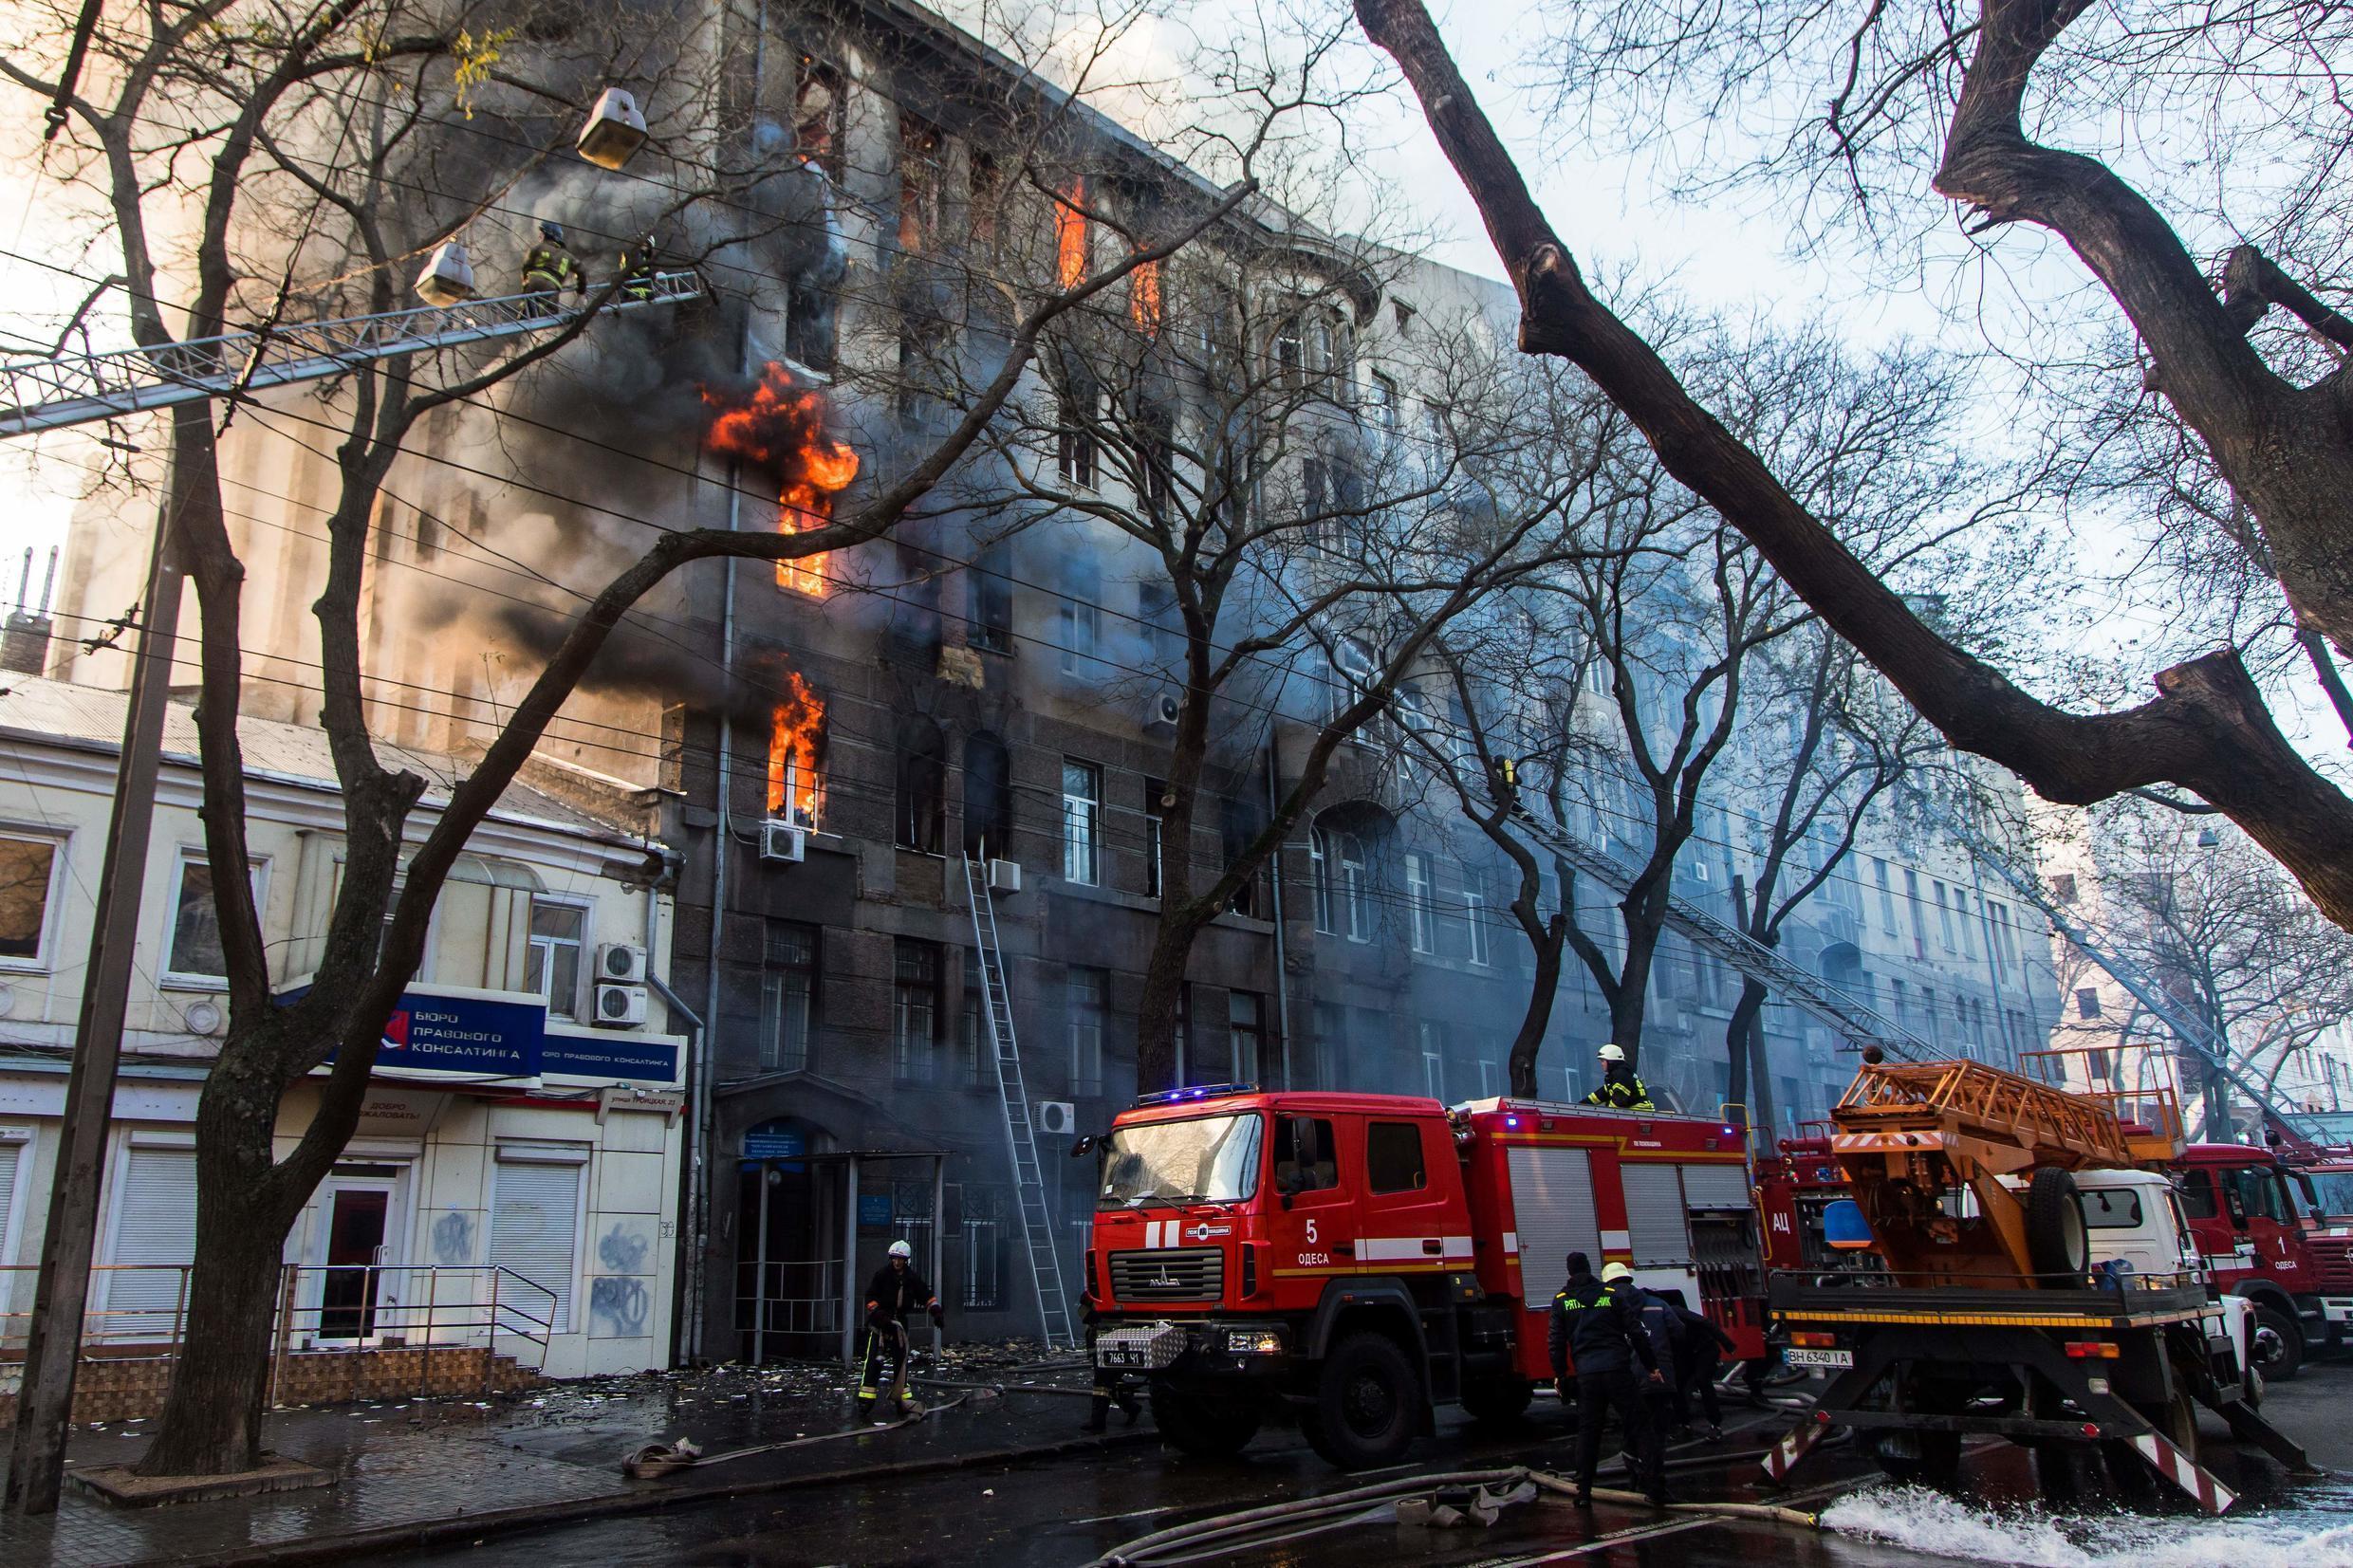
[1403,852,1434,954]
[891,938,943,1084]
[161,848,269,991]
[1462,872,1491,967]
[523,896,589,1021]
[1061,758,1102,886]
[0,829,65,971]
[761,919,819,1075]
[1366,1120,1429,1195]
[1067,966,1107,1097]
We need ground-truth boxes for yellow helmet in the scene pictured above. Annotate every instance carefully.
[1601,1261,1635,1283]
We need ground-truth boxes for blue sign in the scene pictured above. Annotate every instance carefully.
[543,1031,679,1083]
[858,1193,894,1230]
[374,990,542,1076]
[743,1131,805,1160]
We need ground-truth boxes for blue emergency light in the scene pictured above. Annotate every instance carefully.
[1134,1082,1257,1107]
[1823,1198,1876,1251]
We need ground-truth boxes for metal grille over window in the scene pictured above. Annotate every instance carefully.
[103,1144,196,1337]
[1506,1145,1600,1308]
[489,1152,584,1334]
[1621,1163,1694,1265]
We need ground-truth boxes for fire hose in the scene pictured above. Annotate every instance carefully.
[621,1391,973,1478]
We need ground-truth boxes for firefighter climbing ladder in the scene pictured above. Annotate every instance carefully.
[1494,798,1941,1061]
[961,854,1076,1350]
[0,273,702,437]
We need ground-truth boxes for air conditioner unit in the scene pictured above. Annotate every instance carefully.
[1036,1100,1078,1135]
[761,820,806,863]
[594,982,648,1027]
[1143,689,1181,728]
[598,942,648,984]
[988,858,1022,895]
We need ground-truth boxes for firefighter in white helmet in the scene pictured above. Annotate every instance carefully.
[857,1239,941,1415]
[1583,1042,1655,1111]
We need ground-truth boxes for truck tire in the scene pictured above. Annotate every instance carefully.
[1148,1386,1262,1458]
[2026,1168,2089,1280]
[1302,1332,1421,1469]
[1457,1376,1534,1427]
[2250,1301,2304,1381]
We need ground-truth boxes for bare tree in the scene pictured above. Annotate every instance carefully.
[1352,0,2353,935]
[5,0,1262,1481]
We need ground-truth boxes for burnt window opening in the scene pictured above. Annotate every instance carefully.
[885,540,943,668]
[969,543,1014,655]
[896,714,947,854]
[794,56,845,181]
[787,280,837,373]
[1133,399,1176,517]
[968,150,1001,244]
[898,112,944,253]
[1056,373,1100,489]
[1059,553,1102,675]
[1222,793,1266,918]
[962,731,1012,860]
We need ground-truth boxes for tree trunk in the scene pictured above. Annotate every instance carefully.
[1610,913,1661,1068]
[138,1057,293,1475]
[1744,992,1775,1133]
[1725,976,1762,1116]
[1136,902,1216,1094]
[1508,914,1569,1096]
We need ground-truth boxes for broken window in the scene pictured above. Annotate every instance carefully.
[794,56,845,180]
[898,113,943,253]
[963,731,1012,859]
[767,673,826,830]
[896,714,946,854]
[1059,555,1102,674]
[969,542,1014,655]
[968,150,1001,244]
[1053,178,1090,288]
[1056,372,1100,488]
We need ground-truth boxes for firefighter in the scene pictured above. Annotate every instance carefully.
[1653,1286,1739,1439]
[1582,1042,1655,1111]
[857,1239,941,1415]
[616,229,663,302]
[1629,1283,1685,1479]
[1548,1252,1668,1507]
[518,220,584,299]
[1078,1286,1144,1432]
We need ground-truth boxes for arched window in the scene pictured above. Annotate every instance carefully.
[1337,832,1370,943]
[896,715,945,854]
[962,731,1012,859]
[1308,826,1334,934]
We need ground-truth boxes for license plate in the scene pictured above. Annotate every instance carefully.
[1101,1347,1147,1368]
[1784,1347,1852,1369]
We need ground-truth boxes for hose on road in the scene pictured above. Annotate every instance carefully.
[621,1392,972,1477]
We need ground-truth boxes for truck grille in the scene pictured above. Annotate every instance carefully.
[1109,1247,1223,1302]
[2308,1233,2353,1292]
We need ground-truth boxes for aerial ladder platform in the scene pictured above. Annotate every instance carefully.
[0,272,702,437]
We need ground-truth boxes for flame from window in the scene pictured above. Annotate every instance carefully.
[1129,258,1162,335]
[701,363,861,597]
[1055,178,1088,290]
[768,670,825,827]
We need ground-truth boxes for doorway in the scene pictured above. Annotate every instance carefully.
[312,1163,405,1343]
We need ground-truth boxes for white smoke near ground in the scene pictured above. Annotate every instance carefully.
[1821,1483,2353,1568]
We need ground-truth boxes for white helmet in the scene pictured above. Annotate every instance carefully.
[887,1239,912,1260]
[1597,1042,1627,1063]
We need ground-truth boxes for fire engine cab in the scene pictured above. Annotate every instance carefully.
[1084,1086,1766,1469]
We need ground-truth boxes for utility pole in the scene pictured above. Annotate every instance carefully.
[4,492,183,1516]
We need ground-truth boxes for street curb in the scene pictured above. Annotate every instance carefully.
[140,1427,1164,1568]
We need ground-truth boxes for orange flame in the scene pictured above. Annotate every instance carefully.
[1055,178,1088,290]
[1129,258,1162,335]
[701,363,861,597]
[767,670,825,826]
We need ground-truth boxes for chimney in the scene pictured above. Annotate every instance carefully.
[1,546,57,676]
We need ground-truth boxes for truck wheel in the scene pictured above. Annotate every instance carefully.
[2026,1168,2089,1280]
[1303,1332,1421,1469]
[1458,1377,1534,1427]
[1871,1430,1961,1488]
[1148,1386,1262,1458]
[2250,1302,2303,1381]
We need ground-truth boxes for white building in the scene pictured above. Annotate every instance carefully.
[0,676,688,1382]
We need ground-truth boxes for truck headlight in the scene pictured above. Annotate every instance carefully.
[1226,1329,1283,1356]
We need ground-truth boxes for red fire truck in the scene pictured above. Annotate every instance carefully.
[2170,1143,2353,1376]
[1084,1086,1767,1469]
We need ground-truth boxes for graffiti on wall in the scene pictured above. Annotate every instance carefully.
[432,1208,474,1265]
[588,1222,653,1337]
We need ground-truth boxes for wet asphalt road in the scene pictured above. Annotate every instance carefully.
[380,1364,2353,1567]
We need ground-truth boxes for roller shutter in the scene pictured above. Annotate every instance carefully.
[490,1152,584,1334]
[1621,1162,1693,1265]
[1507,1145,1600,1309]
[103,1143,197,1337]
[1678,1161,1751,1209]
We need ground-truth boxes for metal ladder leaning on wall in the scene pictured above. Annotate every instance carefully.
[961,855,1075,1350]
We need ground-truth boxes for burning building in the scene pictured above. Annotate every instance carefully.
[703,362,862,599]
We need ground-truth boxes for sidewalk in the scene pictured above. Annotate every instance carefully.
[0,1354,1125,1568]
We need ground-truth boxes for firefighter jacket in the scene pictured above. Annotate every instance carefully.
[1548,1271,1656,1379]
[1583,1073,1655,1112]
[864,1264,938,1329]
[1632,1290,1682,1386]
[520,245,583,295]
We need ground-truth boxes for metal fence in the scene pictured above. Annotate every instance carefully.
[0,1262,556,1393]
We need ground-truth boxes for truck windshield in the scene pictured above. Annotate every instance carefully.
[1099,1114,1264,1207]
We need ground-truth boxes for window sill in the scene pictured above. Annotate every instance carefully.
[157,974,231,994]
[0,958,50,974]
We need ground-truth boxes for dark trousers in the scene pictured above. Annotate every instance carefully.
[1675,1354,1723,1428]
[858,1319,909,1406]
[1573,1369,1662,1495]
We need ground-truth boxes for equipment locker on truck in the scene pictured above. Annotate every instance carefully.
[1085,1085,1764,1469]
